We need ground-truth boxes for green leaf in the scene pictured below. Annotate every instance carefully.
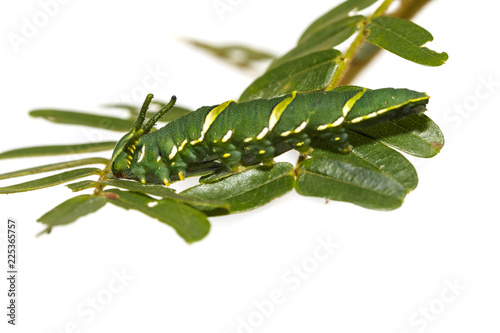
[311,130,418,192]
[181,162,295,215]
[100,178,175,194]
[239,50,341,102]
[185,160,224,179]
[37,194,107,235]
[269,16,363,70]
[299,0,377,43]
[365,16,448,66]
[198,164,264,184]
[29,109,136,132]
[66,180,99,192]
[296,158,406,210]
[0,158,109,180]
[198,164,234,184]
[104,189,210,243]
[99,179,229,212]
[0,168,102,194]
[0,141,117,160]
[332,85,366,92]
[353,113,444,157]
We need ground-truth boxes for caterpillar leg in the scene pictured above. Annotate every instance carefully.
[211,143,244,171]
[318,128,352,153]
[154,164,171,186]
[169,158,188,183]
[286,133,312,155]
[130,163,147,184]
[244,139,276,166]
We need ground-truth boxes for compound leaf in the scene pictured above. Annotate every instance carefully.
[30,109,136,132]
[37,194,107,235]
[270,15,363,70]
[0,158,108,180]
[365,16,448,66]
[311,130,418,192]
[0,168,102,194]
[239,50,340,102]
[104,189,210,243]
[0,142,117,159]
[296,158,406,210]
[181,162,295,215]
[99,179,229,212]
[354,113,444,157]
[299,0,377,43]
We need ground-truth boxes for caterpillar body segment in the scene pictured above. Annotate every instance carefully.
[110,88,429,185]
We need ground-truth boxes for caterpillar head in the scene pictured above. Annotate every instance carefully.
[110,94,177,178]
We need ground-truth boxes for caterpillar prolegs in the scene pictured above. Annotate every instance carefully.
[110,87,429,186]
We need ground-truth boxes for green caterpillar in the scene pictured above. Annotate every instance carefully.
[110,87,429,186]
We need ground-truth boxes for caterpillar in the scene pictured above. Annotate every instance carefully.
[110,87,429,186]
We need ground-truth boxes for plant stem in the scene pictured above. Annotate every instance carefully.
[339,0,433,85]
[302,0,397,167]
[324,0,396,91]
[93,162,111,195]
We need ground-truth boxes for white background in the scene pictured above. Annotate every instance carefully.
[1,0,499,332]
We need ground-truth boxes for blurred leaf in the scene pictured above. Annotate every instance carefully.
[104,189,210,243]
[354,113,444,157]
[101,103,139,115]
[365,16,448,66]
[103,103,192,123]
[29,109,135,132]
[37,194,107,235]
[311,130,418,192]
[0,168,101,194]
[239,49,341,102]
[181,162,295,216]
[66,180,99,192]
[150,102,192,122]
[270,16,363,70]
[185,38,274,69]
[0,142,117,159]
[296,158,406,210]
[100,179,229,212]
[299,0,377,43]
[0,157,109,180]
